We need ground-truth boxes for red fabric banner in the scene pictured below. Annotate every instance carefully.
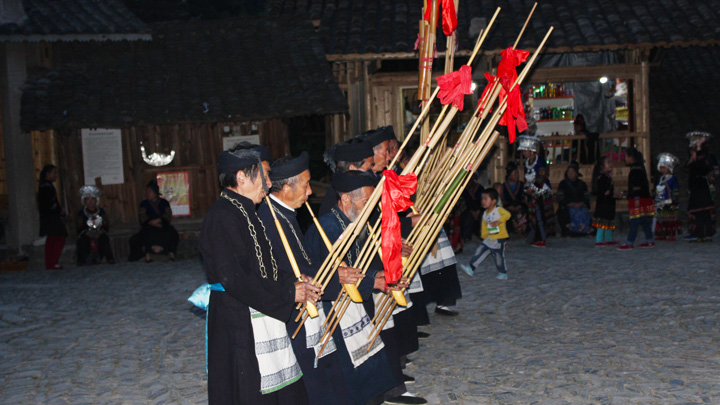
[423,0,458,36]
[381,170,417,285]
[436,65,473,110]
[477,71,497,115]
[496,47,530,143]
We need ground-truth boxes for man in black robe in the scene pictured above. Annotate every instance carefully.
[199,148,320,404]
[319,139,375,216]
[305,171,426,405]
[257,152,363,405]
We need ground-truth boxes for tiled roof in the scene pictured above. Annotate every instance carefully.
[20,17,348,130]
[268,0,720,56]
[0,0,150,41]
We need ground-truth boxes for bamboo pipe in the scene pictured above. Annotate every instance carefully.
[372,121,503,337]
[265,197,319,318]
[305,202,363,303]
[300,20,503,324]
[378,40,546,315]
[368,131,502,345]
[443,0,460,73]
[514,2,538,50]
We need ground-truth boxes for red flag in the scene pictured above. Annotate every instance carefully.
[423,0,458,36]
[496,47,530,143]
[476,71,497,115]
[381,170,417,285]
[436,65,473,110]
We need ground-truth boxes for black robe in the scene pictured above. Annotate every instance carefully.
[305,207,398,405]
[38,180,68,237]
[199,189,308,405]
[257,198,353,405]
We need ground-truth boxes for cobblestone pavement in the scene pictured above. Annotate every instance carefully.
[1,235,719,404]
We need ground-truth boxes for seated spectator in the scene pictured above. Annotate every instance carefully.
[501,162,528,235]
[556,161,592,236]
[76,186,115,265]
[128,180,179,262]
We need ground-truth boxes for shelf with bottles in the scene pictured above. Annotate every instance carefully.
[528,83,573,99]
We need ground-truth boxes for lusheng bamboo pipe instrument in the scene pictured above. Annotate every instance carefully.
[304,16,502,331]
[265,196,319,318]
[368,25,556,341]
[305,202,363,303]
[296,8,501,330]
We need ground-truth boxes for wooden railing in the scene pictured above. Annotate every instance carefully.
[528,131,649,165]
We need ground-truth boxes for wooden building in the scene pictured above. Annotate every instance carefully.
[18,16,347,243]
[0,0,151,249]
[270,0,720,209]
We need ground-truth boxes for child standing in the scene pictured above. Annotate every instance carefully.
[654,153,680,241]
[461,189,511,280]
[591,156,619,246]
[618,147,655,250]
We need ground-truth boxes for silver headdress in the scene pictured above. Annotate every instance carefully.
[79,185,101,205]
[516,135,541,153]
[685,131,712,148]
[656,152,679,173]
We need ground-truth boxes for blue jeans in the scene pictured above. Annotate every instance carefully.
[627,216,653,245]
[469,239,507,274]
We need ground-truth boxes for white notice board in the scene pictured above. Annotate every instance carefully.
[81,128,125,185]
[222,134,261,151]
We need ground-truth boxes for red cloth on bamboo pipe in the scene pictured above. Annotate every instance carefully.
[381,170,417,286]
[496,47,529,143]
[436,65,473,110]
[424,0,458,36]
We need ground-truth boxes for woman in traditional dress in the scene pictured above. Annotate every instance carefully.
[518,136,556,247]
[591,156,619,247]
[501,162,527,235]
[653,153,681,241]
[76,185,115,265]
[556,161,592,236]
[684,131,717,242]
[128,180,179,262]
[617,147,655,250]
[37,164,67,269]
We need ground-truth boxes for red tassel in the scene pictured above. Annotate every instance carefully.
[495,47,530,143]
[436,65,473,110]
[381,170,417,286]
[424,0,458,36]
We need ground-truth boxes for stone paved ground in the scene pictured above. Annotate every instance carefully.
[1,235,719,404]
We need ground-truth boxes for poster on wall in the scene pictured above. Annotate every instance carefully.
[156,171,191,217]
[222,134,261,151]
[81,128,124,185]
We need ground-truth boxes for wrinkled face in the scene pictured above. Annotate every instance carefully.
[387,140,399,162]
[250,170,269,204]
[372,141,390,173]
[85,197,98,210]
[284,170,313,209]
[347,186,374,222]
[239,167,269,204]
[261,161,272,190]
[349,157,374,172]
